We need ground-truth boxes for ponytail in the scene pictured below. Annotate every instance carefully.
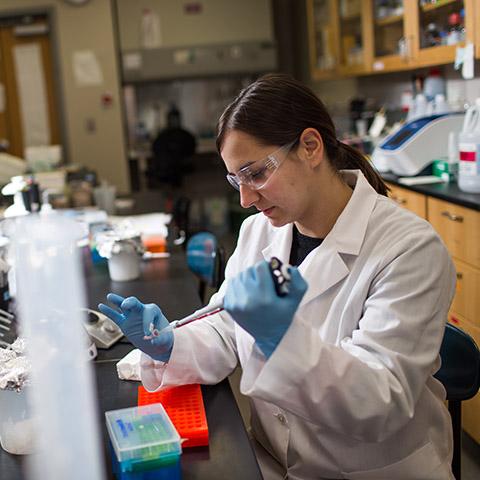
[335,142,389,196]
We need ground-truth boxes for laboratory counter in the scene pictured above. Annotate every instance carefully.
[0,251,263,480]
[381,173,480,211]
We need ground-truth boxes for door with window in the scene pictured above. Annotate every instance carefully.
[0,14,59,158]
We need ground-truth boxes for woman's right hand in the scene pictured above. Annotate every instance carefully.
[98,293,174,362]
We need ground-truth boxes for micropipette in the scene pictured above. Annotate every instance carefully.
[145,257,291,339]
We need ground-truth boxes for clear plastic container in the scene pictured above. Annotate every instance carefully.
[0,387,35,455]
[106,403,182,479]
[12,213,105,479]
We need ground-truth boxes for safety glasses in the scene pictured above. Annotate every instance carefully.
[226,139,298,191]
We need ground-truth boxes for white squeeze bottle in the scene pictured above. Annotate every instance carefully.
[458,98,480,193]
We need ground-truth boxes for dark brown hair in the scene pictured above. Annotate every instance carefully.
[216,73,388,196]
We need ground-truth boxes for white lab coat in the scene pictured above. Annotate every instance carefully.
[141,170,456,480]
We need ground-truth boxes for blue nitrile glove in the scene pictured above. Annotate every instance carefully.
[224,260,308,358]
[98,293,173,362]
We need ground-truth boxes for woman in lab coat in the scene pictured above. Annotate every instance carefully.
[100,74,456,480]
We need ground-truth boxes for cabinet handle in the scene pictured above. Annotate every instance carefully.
[404,36,410,63]
[441,211,463,222]
[392,196,406,205]
[406,35,414,62]
[456,272,463,280]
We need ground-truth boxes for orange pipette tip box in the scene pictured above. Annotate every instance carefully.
[138,384,209,448]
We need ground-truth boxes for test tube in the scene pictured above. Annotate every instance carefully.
[12,213,105,480]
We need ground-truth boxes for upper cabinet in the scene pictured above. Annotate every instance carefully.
[409,0,474,68]
[370,0,411,73]
[306,0,339,80]
[475,0,480,58]
[337,0,373,75]
[307,0,478,78]
[307,0,372,78]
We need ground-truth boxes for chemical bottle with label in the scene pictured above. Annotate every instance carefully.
[458,99,480,193]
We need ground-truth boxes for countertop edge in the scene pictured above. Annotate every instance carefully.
[381,173,480,211]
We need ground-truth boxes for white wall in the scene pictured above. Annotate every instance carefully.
[0,0,130,193]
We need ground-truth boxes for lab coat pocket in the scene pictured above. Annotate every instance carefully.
[341,441,447,480]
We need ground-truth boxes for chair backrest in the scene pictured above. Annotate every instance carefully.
[434,323,480,401]
[186,232,226,300]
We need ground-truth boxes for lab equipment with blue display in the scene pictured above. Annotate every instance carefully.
[372,113,464,176]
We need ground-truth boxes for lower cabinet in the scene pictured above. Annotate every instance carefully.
[387,186,480,444]
[386,183,427,219]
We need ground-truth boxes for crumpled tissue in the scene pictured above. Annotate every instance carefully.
[116,348,142,381]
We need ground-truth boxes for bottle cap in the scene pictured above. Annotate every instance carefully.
[449,13,461,25]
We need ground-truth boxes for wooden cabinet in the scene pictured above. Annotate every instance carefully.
[386,182,427,218]
[369,0,411,73]
[428,196,480,444]
[306,0,477,77]
[368,185,480,442]
[382,190,480,442]
[451,259,480,326]
[306,0,340,80]
[337,1,373,76]
[475,0,480,59]
[408,0,475,69]
[427,197,480,267]
[306,0,372,78]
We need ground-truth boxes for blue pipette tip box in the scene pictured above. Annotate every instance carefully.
[105,403,182,480]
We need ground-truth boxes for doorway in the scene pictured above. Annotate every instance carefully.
[0,13,60,159]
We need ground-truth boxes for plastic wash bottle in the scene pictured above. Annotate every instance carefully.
[458,99,480,193]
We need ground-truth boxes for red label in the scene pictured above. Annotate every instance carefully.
[460,151,476,161]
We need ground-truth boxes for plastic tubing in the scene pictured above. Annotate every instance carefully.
[12,213,105,480]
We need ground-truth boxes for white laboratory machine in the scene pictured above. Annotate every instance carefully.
[372,113,464,176]
[82,308,123,349]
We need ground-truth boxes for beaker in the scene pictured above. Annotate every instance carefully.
[0,387,36,455]
[108,243,141,282]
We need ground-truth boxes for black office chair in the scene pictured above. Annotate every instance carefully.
[434,323,480,480]
[186,232,226,303]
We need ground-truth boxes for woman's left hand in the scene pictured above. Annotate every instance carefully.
[224,260,307,358]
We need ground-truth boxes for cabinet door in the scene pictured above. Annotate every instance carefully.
[370,0,412,72]
[306,0,340,80]
[451,259,480,327]
[475,0,480,59]
[409,0,475,68]
[386,183,427,218]
[427,197,480,268]
[337,0,373,75]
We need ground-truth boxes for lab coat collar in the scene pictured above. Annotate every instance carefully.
[261,170,379,306]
